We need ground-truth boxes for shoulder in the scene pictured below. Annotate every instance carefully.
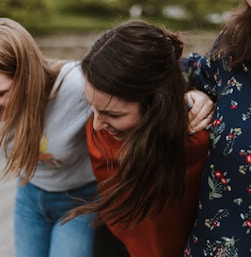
[59,61,84,84]
[53,61,84,95]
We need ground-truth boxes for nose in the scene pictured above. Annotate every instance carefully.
[92,111,107,131]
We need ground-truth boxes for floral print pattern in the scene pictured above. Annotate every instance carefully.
[181,53,251,256]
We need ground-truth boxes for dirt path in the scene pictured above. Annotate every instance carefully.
[35,31,217,60]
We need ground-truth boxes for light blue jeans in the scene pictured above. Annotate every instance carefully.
[14,179,97,257]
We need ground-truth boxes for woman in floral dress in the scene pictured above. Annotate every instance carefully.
[181,0,251,256]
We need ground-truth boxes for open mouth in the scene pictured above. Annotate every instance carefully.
[107,129,119,135]
[106,129,125,140]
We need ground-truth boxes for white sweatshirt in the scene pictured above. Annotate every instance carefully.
[30,61,95,191]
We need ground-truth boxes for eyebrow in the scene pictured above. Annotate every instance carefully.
[85,86,123,113]
[84,82,129,115]
[97,98,128,115]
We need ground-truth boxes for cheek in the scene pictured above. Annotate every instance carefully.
[116,115,141,132]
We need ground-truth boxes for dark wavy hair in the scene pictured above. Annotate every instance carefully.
[66,19,188,225]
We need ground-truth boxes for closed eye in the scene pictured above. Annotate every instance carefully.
[99,110,124,119]
[107,113,122,118]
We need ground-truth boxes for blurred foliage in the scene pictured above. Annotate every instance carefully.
[0,0,49,28]
[57,0,127,17]
[169,0,239,27]
[0,0,241,34]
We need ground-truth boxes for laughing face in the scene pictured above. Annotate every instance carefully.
[84,79,142,141]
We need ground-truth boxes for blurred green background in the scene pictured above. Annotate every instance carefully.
[0,0,240,60]
[0,0,240,35]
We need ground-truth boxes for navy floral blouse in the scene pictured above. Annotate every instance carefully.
[181,53,251,257]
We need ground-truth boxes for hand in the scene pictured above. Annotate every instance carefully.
[185,90,215,134]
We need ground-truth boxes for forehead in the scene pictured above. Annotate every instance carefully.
[84,79,127,111]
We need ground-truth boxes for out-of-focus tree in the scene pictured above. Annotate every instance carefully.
[0,0,49,31]
[58,0,127,18]
[175,0,239,26]
[125,0,240,27]
[0,0,242,32]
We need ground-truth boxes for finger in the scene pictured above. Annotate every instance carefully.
[188,102,215,127]
[184,93,194,110]
[189,113,213,133]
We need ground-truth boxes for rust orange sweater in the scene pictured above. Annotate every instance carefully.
[86,118,209,257]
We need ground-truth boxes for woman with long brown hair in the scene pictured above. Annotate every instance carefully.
[65,19,213,257]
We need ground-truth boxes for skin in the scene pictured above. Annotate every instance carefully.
[247,0,251,7]
[185,90,214,133]
[84,79,142,141]
[0,72,12,119]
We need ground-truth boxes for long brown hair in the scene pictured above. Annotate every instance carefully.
[0,18,65,184]
[66,19,188,225]
[212,1,251,66]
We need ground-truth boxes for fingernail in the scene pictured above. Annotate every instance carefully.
[205,125,211,131]
[187,102,193,109]
[188,130,196,135]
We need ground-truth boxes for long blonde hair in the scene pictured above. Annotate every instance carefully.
[0,18,65,184]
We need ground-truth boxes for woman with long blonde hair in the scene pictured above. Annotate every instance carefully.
[0,18,96,257]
